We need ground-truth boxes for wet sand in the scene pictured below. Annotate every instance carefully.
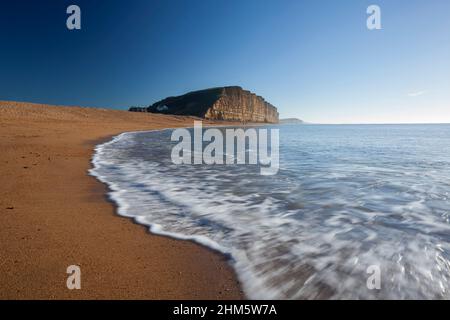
[0,101,244,299]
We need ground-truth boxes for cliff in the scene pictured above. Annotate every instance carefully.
[129,86,279,123]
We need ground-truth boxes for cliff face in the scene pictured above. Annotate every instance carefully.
[130,86,279,123]
[205,87,279,123]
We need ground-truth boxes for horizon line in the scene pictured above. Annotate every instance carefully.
[3,99,450,126]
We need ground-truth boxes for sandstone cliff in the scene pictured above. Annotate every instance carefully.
[129,86,279,123]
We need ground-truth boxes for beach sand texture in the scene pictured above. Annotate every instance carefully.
[0,101,243,299]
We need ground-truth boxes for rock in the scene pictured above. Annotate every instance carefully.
[129,86,279,123]
[279,118,306,125]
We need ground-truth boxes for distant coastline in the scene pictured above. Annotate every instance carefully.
[279,118,306,125]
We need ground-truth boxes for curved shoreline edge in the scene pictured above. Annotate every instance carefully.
[90,129,271,299]
[91,130,230,253]
[90,130,249,297]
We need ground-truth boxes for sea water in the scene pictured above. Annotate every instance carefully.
[90,124,450,299]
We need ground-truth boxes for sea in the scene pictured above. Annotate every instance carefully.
[90,124,450,299]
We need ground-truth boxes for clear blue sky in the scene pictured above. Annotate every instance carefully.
[0,0,449,123]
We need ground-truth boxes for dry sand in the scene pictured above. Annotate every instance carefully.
[0,101,244,299]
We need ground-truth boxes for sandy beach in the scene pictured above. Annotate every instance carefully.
[0,101,244,299]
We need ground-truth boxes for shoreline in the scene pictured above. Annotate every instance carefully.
[0,101,244,299]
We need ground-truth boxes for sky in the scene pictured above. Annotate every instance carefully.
[0,0,449,124]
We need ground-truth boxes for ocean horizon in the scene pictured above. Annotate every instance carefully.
[91,123,450,299]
